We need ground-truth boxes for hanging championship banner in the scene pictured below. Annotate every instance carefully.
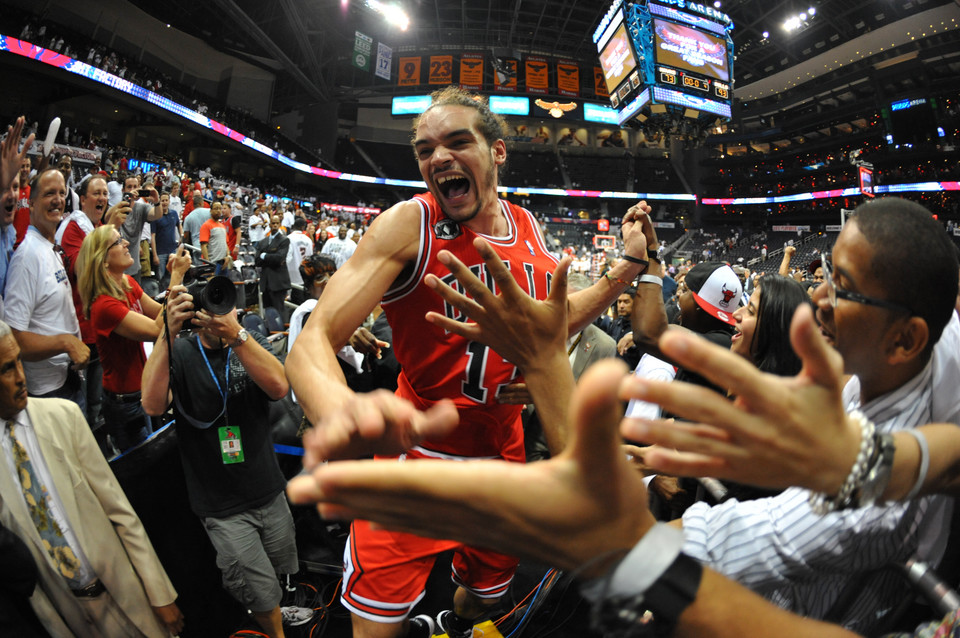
[494,59,518,92]
[525,56,549,94]
[594,66,609,97]
[398,57,421,86]
[428,55,453,84]
[557,60,580,97]
[352,31,372,71]
[375,42,392,80]
[459,54,483,90]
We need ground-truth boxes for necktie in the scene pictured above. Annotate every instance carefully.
[7,420,83,587]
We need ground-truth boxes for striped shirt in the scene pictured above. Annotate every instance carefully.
[682,360,950,635]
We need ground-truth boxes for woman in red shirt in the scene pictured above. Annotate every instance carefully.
[76,225,189,455]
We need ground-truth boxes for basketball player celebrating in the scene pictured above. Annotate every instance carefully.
[287,86,651,638]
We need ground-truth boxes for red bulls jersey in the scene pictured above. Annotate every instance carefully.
[381,193,558,459]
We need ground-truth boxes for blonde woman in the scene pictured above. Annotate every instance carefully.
[77,225,189,454]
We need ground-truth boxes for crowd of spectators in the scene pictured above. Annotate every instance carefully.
[8,12,320,166]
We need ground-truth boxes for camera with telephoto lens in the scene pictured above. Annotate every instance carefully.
[180,265,236,329]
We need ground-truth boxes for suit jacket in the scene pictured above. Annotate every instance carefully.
[0,398,176,637]
[256,232,291,292]
[571,323,617,381]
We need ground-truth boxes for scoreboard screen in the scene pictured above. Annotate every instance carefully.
[653,18,729,83]
[599,18,640,95]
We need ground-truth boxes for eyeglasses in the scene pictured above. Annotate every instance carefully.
[110,237,125,249]
[822,253,912,314]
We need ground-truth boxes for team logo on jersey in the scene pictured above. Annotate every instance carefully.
[434,219,462,240]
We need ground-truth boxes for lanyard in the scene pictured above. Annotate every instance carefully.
[196,335,231,422]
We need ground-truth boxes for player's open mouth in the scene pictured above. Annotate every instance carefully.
[436,174,471,201]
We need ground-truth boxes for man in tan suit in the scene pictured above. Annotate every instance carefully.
[0,319,182,637]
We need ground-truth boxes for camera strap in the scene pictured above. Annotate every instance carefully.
[174,336,231,430]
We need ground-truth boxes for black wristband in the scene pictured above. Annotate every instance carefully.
[643,553,702,627]
[622,254,649,267]
[647,248,661,262]
[591,552,703,637]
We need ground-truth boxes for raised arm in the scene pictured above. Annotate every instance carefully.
[626,210,689,364]
[779,244,796,276]
[141,286,193,415]
[566,202,649,334]
[286,201,458,462]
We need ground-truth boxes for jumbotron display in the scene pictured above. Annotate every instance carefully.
[593,0,734,130]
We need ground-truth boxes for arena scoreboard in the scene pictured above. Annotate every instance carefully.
[594,0,734,129]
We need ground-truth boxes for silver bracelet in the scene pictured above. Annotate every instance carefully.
[808,410,875,515]
[638,274,663,287]
[903,429,930,501]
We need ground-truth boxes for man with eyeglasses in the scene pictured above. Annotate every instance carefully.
[669,197,960,634]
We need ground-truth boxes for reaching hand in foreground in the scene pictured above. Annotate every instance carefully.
[622,304,861,495]
[288,359,655,579]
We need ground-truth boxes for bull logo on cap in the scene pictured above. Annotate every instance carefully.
[719,283,736,307]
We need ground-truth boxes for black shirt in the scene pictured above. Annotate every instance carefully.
[170,332,286,518]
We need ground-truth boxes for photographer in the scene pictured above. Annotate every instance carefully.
[118,174,163,284]
[140,273,301,638]
[76,228,189,454]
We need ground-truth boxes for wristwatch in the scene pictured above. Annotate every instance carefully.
[853,432,896,508]
[232,328,249,348]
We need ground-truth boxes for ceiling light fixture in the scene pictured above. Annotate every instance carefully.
[365,0,410,30]
[783,7,816,32]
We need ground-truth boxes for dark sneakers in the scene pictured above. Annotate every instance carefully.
[408,613,436,637]
[435,610,474,638]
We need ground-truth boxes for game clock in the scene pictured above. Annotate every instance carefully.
[681,74,710,92]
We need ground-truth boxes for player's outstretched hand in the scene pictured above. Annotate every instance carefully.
[288,359,655,578]
[621,304,860,495]
[299,390,460,466]
[424,237,571,373]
